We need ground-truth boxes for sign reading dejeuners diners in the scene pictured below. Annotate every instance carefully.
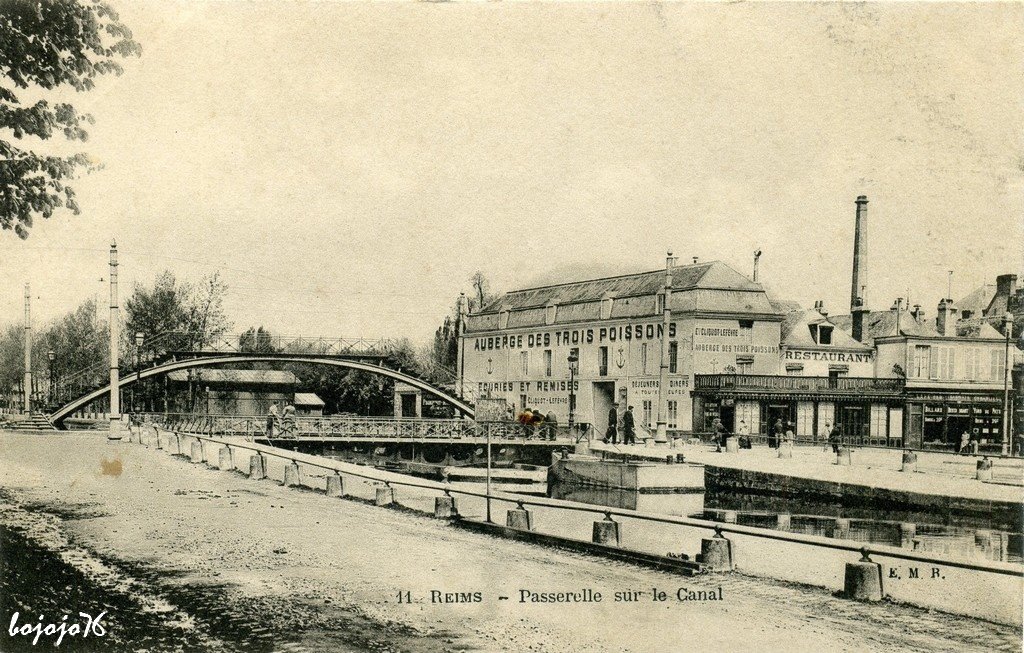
[471,322,677,351]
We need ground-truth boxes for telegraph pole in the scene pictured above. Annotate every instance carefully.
[654,251,674,444]
[108,241,122,439]
[457,292,467,399]
[23,284,31,414]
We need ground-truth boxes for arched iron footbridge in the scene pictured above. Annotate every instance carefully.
[48,353,474,427]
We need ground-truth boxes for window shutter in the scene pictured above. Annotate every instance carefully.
[929,347,939,378]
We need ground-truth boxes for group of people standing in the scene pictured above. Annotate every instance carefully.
[516,407,558,441]
[266,402,296,438]
[603,402,637,445]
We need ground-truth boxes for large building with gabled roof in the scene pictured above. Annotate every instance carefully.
[460,258,783,435]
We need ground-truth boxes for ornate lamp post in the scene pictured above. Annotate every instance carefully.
[134,332,144,414]
[485,356,493,522]
[567,350,579,432]
[47,350,55,408]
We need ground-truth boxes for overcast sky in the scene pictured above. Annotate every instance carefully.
[2,1,1022,342]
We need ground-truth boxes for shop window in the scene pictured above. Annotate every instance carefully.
[598,346,608,377]
[669,341,678,373]
[642,400,653,428]
[544,349,552,377]
[667,400,678,429]
[913,345,931,378]
[520,351,529,376]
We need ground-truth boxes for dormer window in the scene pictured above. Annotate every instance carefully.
[810,324,833,345]
[499,310,510,329]
[545,302,557,325]
[600,294,614,319]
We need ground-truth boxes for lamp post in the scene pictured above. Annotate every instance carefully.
[134,332,144,414]
[1002,312,1013,456]
[567,350,579,433]
[47,350,55,408]
[485,356,493,523]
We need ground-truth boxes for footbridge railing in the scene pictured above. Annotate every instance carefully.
[142,413,593,443]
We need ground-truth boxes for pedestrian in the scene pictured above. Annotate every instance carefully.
[819,421,832,452]
[784,421,795,445]
[737,419,751,449]
[713,418,726,452]
[958,429,971,454]
[517,407,533,438]
[829,423,842,454]
[281,403,296,438]
[545,410,558,441]
[769,418,783,449]
[605,403,619,444]
[622,405,636,445]
[266,403,279,438]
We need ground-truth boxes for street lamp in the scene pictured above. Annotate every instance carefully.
[567,350,579,432]
[47,350,55,407]
[134,332,144,414]
[1002,312,1013,456]
[485,356,493,523]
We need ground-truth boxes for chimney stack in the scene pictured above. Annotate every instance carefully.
[995,274,1018,299]
[936,298,957,336]
[850,195,869,342]
[814,300,828,317]
[911,304,922,321]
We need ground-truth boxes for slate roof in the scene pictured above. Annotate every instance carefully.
[956,284,996,318]
[467,260,777,332]
[166,369,299,385]
[781,309,872,350]
[831,310,940,346]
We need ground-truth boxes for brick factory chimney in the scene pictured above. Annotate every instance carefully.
[936,298,957,336]
[850,196,869,342]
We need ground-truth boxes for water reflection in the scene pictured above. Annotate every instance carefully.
[548,481,1023,564]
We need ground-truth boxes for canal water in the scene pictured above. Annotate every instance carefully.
[548,483,1024,565]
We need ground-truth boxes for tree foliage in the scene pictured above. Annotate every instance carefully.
[1,0,141,238]
[124,270,232,357]
[238,326,277,353]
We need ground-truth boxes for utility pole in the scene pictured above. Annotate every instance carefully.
[23,283,31,414]
[457,292,467,399]
[108,241,122,440]
[1003,312,1013,456]
[654,251,674,445]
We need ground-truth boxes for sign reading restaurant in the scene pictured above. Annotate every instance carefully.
[783,349,873,362]
[472,321,678,351]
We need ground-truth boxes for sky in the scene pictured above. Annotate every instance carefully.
[2,1,1022,343]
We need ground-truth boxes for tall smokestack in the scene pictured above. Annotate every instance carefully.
[851,196,869,342]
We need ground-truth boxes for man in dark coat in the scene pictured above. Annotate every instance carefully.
[622,405,636,445]
[769,418,783,449]
[829,423,842,454]
[605,403,619,444]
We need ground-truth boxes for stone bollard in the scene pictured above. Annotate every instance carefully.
[326,473,344,497]
[506,507,533,530]
[901,450,917,473]
[725,437,739,453]
[175,435,183,456]
[778,442,793,459]
[218,447,233,471]
[375,486,395,506]
[154,430,162,450]
[843,550,883,601]
[666,455,674,465]
[283,462,301,487]
[836,447,852,466]
[700,533,734,571]
[189,441,203,463]
[592,517,620,546]
[434,495,458,519]
[776,513,792,531]
[676,453,686,463]
[976,457,993,482]
[723,511,738,524]
[670,437,679,449]
[248,455,266,480]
